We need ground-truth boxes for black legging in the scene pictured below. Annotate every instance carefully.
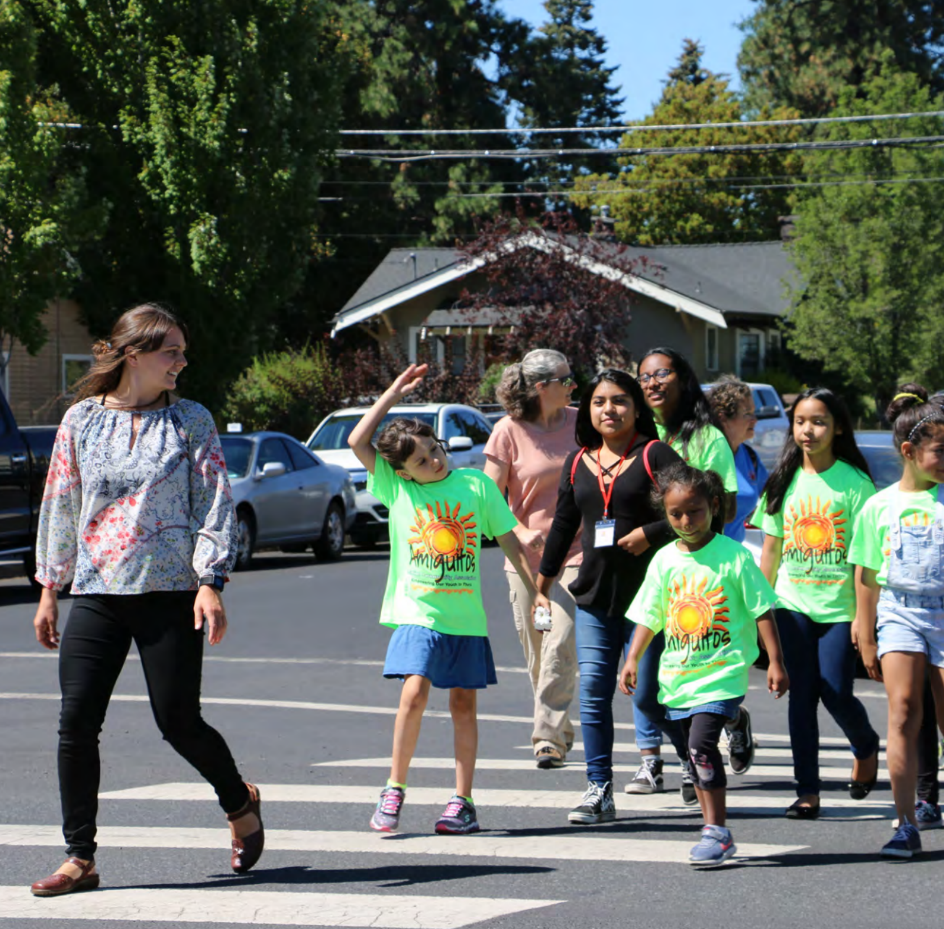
[58,592,249,858]
[682,712,728,791]
[917,676,941,806]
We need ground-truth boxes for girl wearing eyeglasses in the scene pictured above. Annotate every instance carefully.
[633,348,753,786]
[483,350,583,770]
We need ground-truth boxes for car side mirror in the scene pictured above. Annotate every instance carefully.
[257,461,287,480]
[447,436,473,451]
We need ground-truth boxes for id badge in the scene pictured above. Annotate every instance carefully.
[594,519,616,548]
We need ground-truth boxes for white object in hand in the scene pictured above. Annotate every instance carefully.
[534,606,553,632]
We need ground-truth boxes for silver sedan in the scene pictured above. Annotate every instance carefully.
[220,432,355,570]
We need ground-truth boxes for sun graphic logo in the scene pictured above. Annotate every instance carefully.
[408,500,478,559]
[666,575,730,662]
[784,496,846,557]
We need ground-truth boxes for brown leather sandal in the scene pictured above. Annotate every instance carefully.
[228,782,264,873]
[30,858,100,897]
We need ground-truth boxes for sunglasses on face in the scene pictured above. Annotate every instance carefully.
[635,367,675,386]
[545,373,576,388]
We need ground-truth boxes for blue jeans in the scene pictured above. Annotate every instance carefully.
[776,609,880,797]
[575,605,687,785]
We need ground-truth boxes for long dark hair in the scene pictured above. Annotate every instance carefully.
[885,383,944,452]
[638,346,721,455]
[652,461,727,534]
[575,368,658,449]
[763,387,871,515]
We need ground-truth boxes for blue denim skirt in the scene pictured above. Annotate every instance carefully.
[383,624,497,689]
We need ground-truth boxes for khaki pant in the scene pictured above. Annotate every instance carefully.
[506,565,580,758]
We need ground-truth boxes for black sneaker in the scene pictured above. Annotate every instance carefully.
[724,707,756,775]
[680,762,698,805]
[568,781,616,824]
[624,757,664,794]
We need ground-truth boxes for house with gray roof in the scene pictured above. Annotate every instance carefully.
[330,234,797,380]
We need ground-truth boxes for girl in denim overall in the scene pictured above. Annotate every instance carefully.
[849,385,944,859]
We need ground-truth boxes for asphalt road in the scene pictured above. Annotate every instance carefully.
[0,544,939,929]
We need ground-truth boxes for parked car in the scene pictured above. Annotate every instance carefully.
[306,403,494,547]
[703,381,790,470]
[742,429,898,564]
[220,432,356,570]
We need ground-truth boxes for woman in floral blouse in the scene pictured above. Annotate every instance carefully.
[29,304,264,897]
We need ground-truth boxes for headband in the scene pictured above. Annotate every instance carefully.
[894,392,925,403]
[908,413,940,443]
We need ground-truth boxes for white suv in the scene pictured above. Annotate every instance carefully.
[305,403,494,547]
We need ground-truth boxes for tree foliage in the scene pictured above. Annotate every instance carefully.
[572,40,803,245]
[24,0,350,408]
[0,0,100,371]
[738,0,944,116]
[458,208,644,374]
[502,0,624,210]
[785,60,944,416]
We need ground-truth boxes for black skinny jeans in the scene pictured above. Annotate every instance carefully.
[58,592,249,858]
[917,675,941,806]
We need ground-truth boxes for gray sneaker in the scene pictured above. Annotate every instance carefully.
[369,786,405,833]
[680,762,698,805]
[568,781,616,824]
[624,757,665,794]
[724,707,756,775]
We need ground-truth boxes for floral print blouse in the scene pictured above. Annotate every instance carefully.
[35,398,237,594]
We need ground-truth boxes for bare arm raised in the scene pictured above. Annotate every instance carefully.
[347,364,429,474]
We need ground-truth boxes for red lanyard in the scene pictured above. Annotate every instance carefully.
[595,433,634,519]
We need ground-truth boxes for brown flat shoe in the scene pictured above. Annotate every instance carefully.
[228,782,264,873]
[30,858,100,897]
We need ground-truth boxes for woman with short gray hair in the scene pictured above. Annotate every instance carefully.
[484,349,582,768]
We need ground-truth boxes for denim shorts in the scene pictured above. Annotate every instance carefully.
[877,588,944,668]
[666,696,743,721]
[383,624,497,689]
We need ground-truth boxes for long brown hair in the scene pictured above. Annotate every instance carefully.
[71,303,189,404]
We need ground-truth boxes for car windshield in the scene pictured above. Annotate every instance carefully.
[220,437,254,479]
[861,442,901,491]
[308,412,438,451]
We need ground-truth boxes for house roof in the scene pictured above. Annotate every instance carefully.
[332,238,795,336]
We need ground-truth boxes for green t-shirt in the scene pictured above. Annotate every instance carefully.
[847,482,939,586]
[368,456,518,636]
[756,460,875,623]
[655,423,738,493]
[628,533,776,708]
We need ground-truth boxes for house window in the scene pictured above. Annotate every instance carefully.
[62,354,94,396]
[768,329,782,357]
[448,335,466,374]
[705,325,719,372]
[736,331,763,379]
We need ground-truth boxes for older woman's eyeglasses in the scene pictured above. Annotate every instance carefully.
[635,368,674,386]
[545,373,576,388]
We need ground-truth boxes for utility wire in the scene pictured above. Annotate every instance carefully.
[338,110,944,136]
[337,135,944,162]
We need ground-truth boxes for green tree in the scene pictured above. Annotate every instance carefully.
[0,0,100,383]
[572,40,802,245]
[26,1,349,409]
[502,0,624,210]
[738,0,944,116]
[785,60,944,416]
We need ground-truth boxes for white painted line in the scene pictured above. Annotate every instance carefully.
[312,757,888,780]
[0,825,805,864]
[554,743,873,762]
[0,886,559,928]
[0,693,634,729]
[0,653,530,674]
[98,782,892,817]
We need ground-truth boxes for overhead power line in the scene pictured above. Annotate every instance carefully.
[337,135,944,162]
[338,109,944,136]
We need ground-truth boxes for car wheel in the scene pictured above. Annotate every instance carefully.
[234,510,255,571]
[315,502,345,560]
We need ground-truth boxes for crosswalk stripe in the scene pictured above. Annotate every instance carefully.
[0,825,806,864]
[98,782,893,818]
[0,886,559,928]
[557,743,868,762]
[313,757,889,780]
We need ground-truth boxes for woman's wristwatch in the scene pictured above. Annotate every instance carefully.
[198,574,226,592]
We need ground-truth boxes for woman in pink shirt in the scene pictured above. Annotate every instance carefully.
[484,350,582,768]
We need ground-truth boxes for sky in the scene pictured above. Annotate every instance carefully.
[498,0,758,120]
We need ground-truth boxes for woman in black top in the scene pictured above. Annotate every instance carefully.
[537,369,689,824]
